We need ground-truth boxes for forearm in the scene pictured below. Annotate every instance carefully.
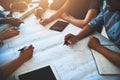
[65,9,98,28]
[65,17,85,28]
[0,32,5,40]
[49,0,70,21]
[49,9,64,21]
[95,45,120,68]
[0,19,8,24]
[2,57,24,79]
[76,25,94,40]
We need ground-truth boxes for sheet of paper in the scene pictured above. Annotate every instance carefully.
[93,32,114,46]
[91,45,120,75]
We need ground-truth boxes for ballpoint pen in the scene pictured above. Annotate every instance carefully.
[18,47,25,51]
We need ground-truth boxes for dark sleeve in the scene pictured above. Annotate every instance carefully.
[89,0,103,11]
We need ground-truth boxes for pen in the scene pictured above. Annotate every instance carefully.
[18,47,25,51]
[63,41,67,45]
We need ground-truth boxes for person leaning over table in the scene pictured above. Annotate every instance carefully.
[0,0,31,17]
[0,10,24,47]
[64,0,120,68]
[0,10,24,27]
[40,0,103,32]
[0,0,31,11]
[0,27,20,47]
[0,45,34,80]
[0,9,34,80]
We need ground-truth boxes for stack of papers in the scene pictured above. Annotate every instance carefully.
[91,33,120,75]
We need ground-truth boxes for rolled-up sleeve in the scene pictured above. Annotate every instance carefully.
[88,11,104,32]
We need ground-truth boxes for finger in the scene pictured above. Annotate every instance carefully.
[10,27,18,30]
[40,18,43,21]
[64,34,73,45]
[39,20,44,24]
[8,27,16,30]
[41,20,46,25]
[29,45,34,49]
[64,34,73,42]
[64,34,70,41]
[11,30,20,35]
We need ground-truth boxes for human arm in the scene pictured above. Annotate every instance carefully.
[0,27,19,40]
[88,36,120,68]
[0,17,23,27]
[0,11,6,18]
[1,45,34,80]
[64,8,104,45]
[61,9,98,28]
[64,25,94,45]
[39,0,70,25]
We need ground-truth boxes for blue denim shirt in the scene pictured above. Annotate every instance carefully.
[89,7,120,49]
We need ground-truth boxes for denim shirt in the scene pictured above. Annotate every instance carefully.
[89,7,120,49]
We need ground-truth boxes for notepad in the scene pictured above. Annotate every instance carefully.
[50,20,69,32]
[15,65,61,80]
[91,45,120,76]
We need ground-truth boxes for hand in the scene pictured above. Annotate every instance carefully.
[19,45,34,63]
[0,27,20,40]
[64,33,79,45]
[6,17,24,27]
[61,12,70,20]
[88,36,101,50]
[39,18,51,25]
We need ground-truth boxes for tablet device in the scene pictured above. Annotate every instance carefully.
[15,65,61,80]
[50,20,69,32]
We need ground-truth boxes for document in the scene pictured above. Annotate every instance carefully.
[91,45,120,75]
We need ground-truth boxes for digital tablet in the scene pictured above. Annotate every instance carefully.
[15,65,61,80]
[50,20,69,32]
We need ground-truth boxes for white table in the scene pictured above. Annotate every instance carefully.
[0,9,120,80]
